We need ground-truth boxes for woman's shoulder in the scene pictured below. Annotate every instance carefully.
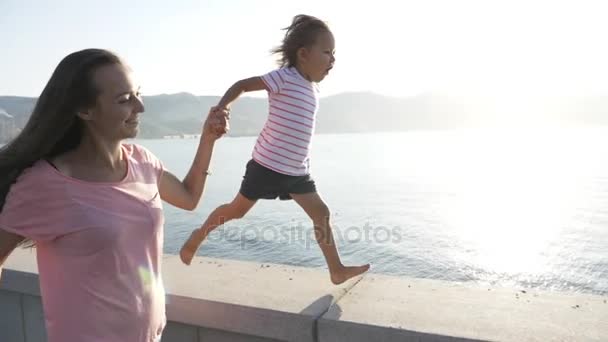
[122,143,157,161]
[8,159,59,198]
[16,160,54,184]
[122,143,164,174]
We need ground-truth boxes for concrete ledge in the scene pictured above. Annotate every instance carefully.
[2,248,607,342]
[319,274,608,342]
[166,296,295,342]
[161,254,359,342]
[0,290,25,342]
[1,269,41,297]
[0,248,40,296]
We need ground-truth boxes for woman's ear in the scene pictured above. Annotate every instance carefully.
[76,108,93,121]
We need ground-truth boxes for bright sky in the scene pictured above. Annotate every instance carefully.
[1,0,607,98]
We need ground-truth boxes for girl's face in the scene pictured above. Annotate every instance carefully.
[79,64,144,141]
[299,31,336,83]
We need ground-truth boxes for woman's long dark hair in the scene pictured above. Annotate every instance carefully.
[0,49,123,214]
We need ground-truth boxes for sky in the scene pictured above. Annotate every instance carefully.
[1,0,608,98]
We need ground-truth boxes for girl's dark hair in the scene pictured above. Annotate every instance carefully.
[272,14,331,67]
[0,49,123,215]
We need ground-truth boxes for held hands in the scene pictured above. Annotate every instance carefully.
[202,106,230,141]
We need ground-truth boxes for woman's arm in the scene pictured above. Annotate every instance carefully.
[159,109,228,211]
[158,77,266,211]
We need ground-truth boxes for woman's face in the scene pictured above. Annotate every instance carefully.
[81,63,144,141]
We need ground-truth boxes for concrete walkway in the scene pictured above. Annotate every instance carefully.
[1,248,607,341]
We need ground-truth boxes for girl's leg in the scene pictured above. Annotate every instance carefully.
[290,192,370,284]
[180,193,257,265]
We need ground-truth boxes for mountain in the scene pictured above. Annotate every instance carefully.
[1,92,607,139]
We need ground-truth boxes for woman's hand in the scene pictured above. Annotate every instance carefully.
[202,106,230,141]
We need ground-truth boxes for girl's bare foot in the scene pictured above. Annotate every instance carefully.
[330,264,370,285]
[179,230,204,265]
[179,245,196,265]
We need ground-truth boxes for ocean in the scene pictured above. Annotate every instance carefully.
[77,127,608,294]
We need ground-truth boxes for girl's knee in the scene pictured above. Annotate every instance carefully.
[312,205,331,224]
[232,209,246,219]
[226,202,250,219]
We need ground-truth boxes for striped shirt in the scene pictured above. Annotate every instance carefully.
[254,67,319,176]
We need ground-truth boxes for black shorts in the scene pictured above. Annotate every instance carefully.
[239,159,317,200]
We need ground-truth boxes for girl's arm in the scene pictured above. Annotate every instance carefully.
[159,76,266,210]
[216,77,268,110]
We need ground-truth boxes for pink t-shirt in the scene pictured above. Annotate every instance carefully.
[0,144,166,342]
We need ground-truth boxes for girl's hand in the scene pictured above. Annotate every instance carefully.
[202,106,230,141]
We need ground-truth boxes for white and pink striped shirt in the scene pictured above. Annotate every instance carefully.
[255,67,319,176]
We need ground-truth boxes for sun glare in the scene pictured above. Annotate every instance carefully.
[434,129,585,274]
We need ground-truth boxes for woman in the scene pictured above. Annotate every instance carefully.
[0,49,228,341]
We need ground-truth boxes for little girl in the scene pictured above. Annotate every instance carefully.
[180,14,370,284]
